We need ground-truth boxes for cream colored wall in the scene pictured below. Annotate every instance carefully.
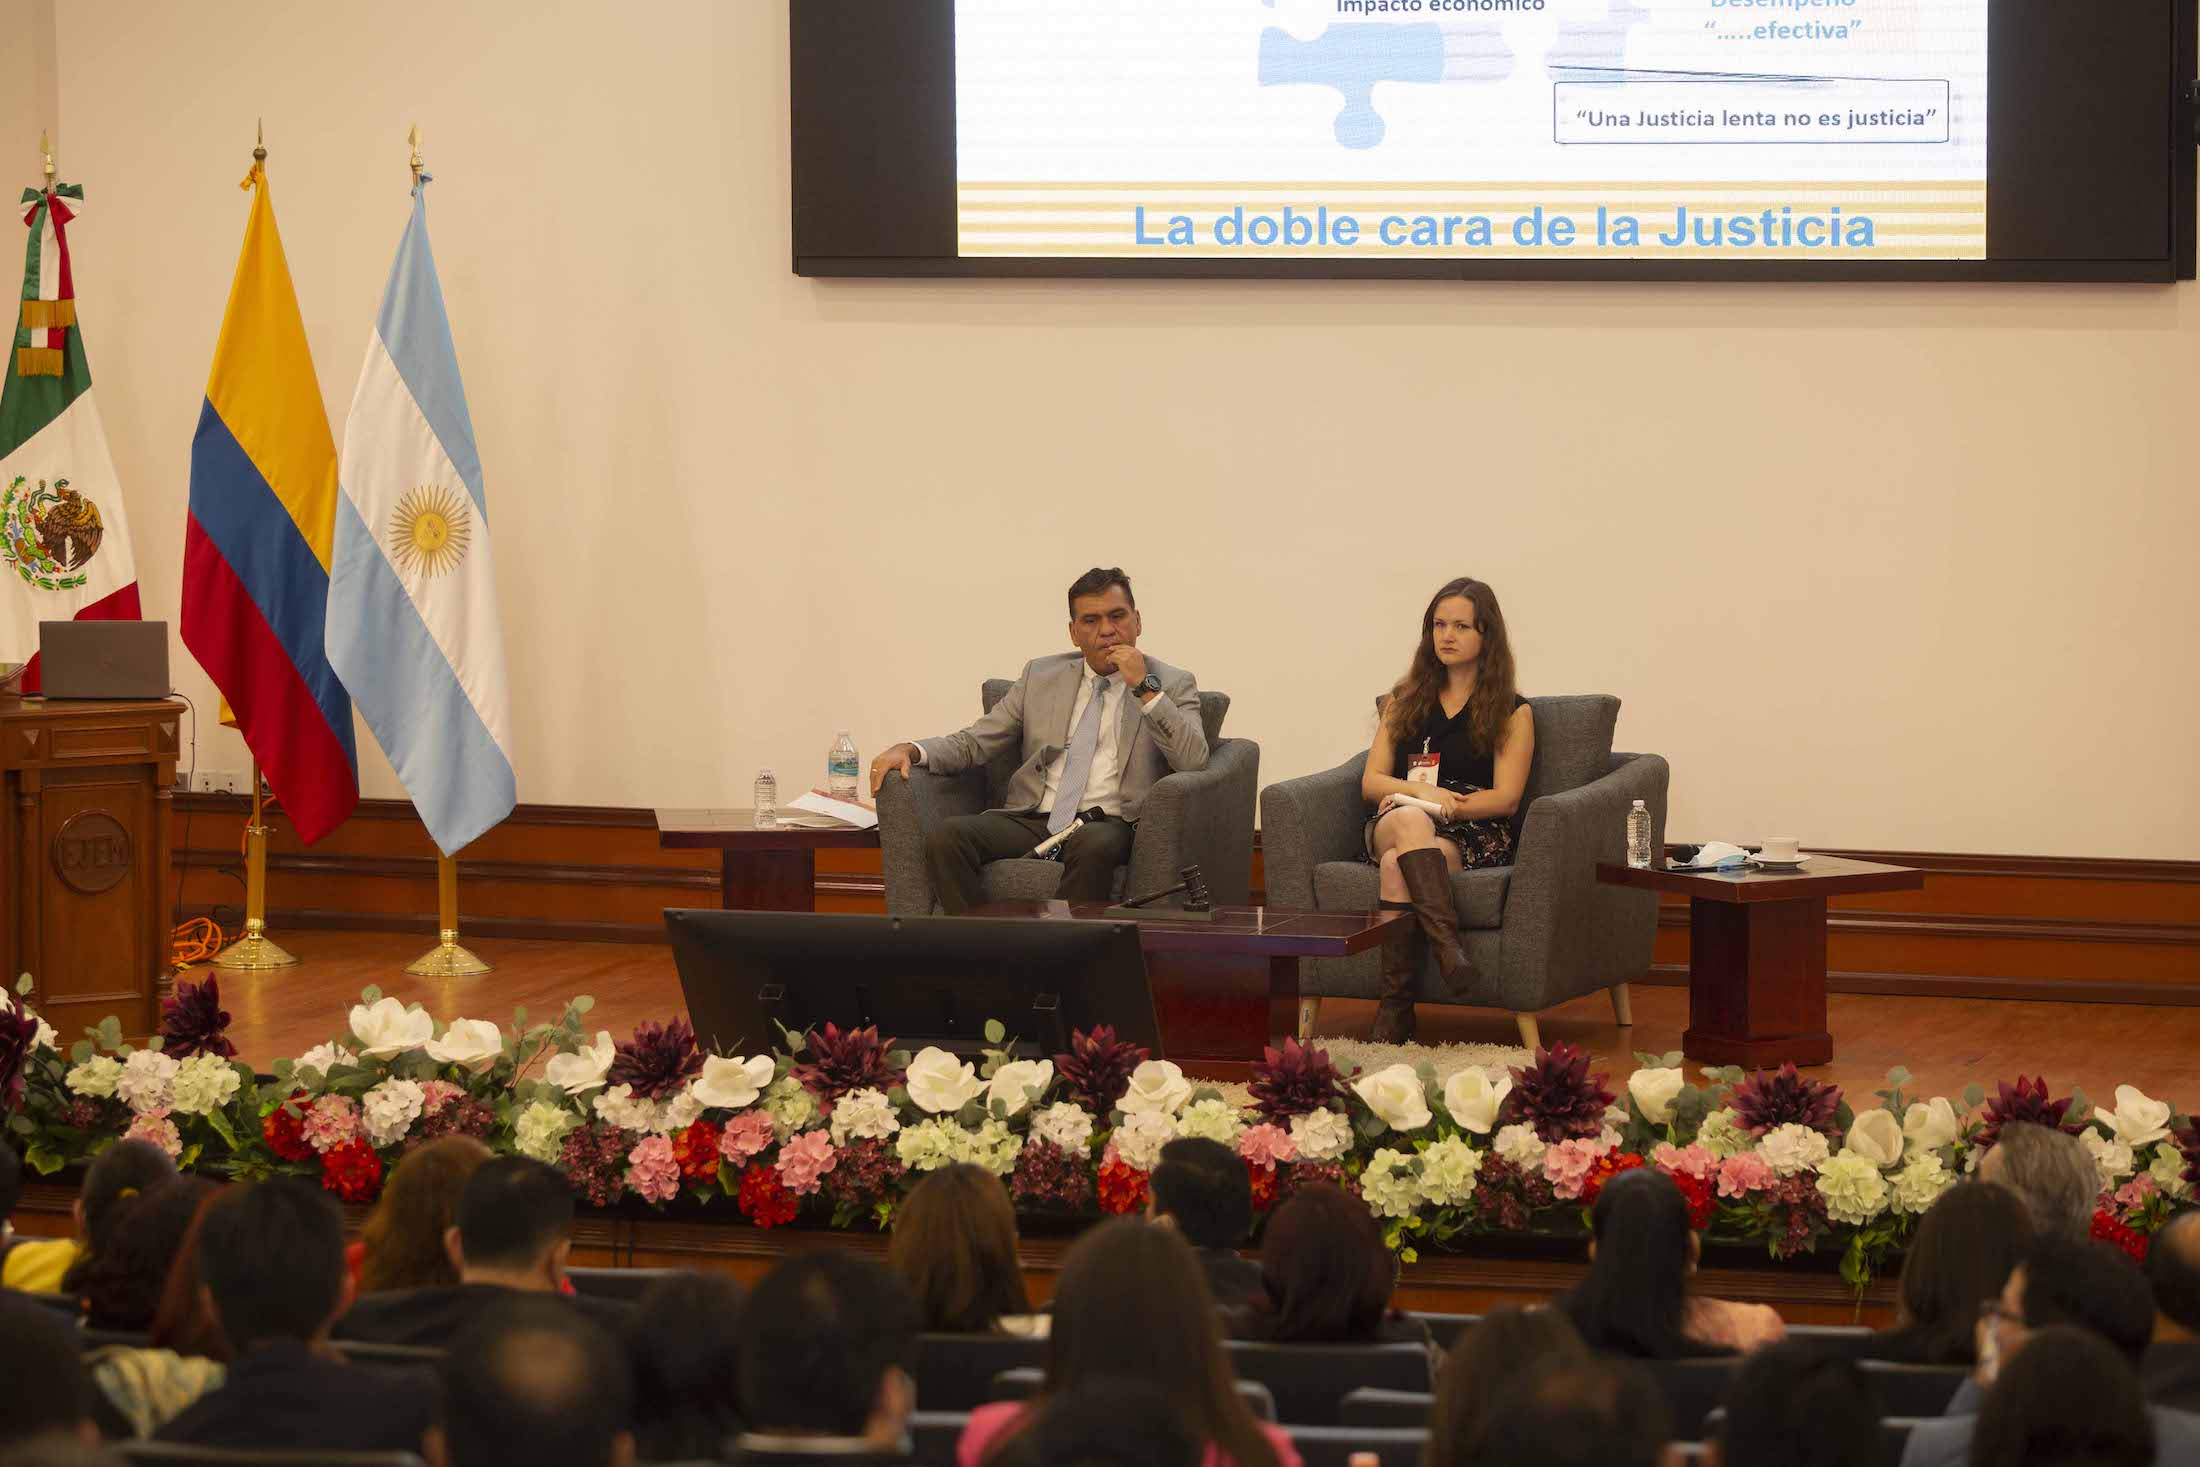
[45,2,2200,859]
[1,0,57,186]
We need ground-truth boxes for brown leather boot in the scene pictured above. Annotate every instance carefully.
[1369,898,1418,1045]
[1397,846,1475,996]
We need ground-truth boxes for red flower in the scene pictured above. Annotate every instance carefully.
[738,1163,799,1228]
[320,1138,384,1203]
[1097,1159,1150,1215]
[671,1120,725,1186]
[2091,1209,2150,1264]
[1581,1152,1646,1207]
[1670,1170,1717,1230]
[262,1094,313,1163]
[1247,1159,1280,1213]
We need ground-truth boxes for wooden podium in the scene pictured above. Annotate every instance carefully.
[0,696,182,1039]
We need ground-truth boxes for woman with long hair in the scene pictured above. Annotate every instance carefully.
[958,1218,1296,1467]
[1360,577,1533,1042]
[1225,1183,1429,1355]
[624,1271,748,1462]
[1559,1168,1783,1357]
[84,1185,228,1438]
[1866,1180,2033,1365]
[1423,1307,1590,1467]
[355,1135,493,1294]
[79,1176,217,1331]
[44,1138,179,1301]
[887,1163,1040,1335]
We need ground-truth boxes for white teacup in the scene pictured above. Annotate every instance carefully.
[1760,835,1802,863]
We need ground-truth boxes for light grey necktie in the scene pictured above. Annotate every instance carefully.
[1047,675,1110,834]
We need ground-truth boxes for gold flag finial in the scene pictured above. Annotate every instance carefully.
[253,117,266,165]
[407,123,422,188]
[38,129,54,187]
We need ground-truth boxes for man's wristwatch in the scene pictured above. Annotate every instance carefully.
[1135,672,1163,699]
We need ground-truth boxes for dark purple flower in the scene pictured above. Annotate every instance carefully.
[1729,1064,1844,1141]
[1974,1076,2083,1151]
[0,1002,40,1113]
[1247,1038,1350,1124]
[159,975,237,1060]
[1499,1043,1617,1143]
[1054,1027,1149,1116]
[606,1018,704,1101]
[789,1024,904,1117]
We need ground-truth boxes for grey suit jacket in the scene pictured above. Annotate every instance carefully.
[915,652,1208,823]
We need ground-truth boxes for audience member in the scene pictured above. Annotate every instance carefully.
[1225,1182,1432,1355]
[1560,1168,1783,1357]
[1713,1341,1888,1467]
[1866,1181,2035,1366]
[1150,1138,1263,1309]
[1966,1326,2155,1467]
[357,1134,493,1294]
[154,1179,435,1452]
[625,1271,747,1463]
[887,1162,1041,1335]
[1977,1123,2098,1240]
[960,1218,1297,1467]
[147,1183,228,1360]
[428,1293,635,1467]
[1463,1360,1668,1467]
[0,1291,96,1447]
[77,1176,214,1332]
[982,1378,1204,1467]
[79,1185,228,1440]
[337,1155,630,1344]
[4,1139,174,1297]
[2146,1213,2200,1413]
[731,1251,921,1466]
[1424,1306,1592,1467]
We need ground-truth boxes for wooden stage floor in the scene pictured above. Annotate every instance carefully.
[207,931,2200,1103]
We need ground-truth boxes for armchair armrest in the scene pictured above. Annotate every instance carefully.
[876,766,993,915]
[1126,738,1260,907]
[1258,754,1372,912]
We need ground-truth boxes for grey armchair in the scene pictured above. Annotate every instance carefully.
[878,681,1258,913]
[1259,693,1667,1050]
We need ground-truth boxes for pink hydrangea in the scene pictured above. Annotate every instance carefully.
[419,1080,465,1116]
[123,1107,182,1160]
[1653,1142,1718,1181]
[775,1131,840,1195]
[301,1094,362,1153]
[626,1134,681,1204]
[1237,1124,1297,1168]
[719,1109,776,1165]
[1542,1137,1606,1201]
[1717,1152,1776,1199]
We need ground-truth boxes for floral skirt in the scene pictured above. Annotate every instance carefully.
[1363,788,1515,869]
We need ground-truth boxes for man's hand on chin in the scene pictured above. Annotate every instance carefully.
[1105,645,1149,691]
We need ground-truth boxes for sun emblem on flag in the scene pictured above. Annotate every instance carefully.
[388,485,472,578]
[2,475,102,590]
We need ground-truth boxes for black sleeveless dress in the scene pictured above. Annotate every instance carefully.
[1362,693,1529,869]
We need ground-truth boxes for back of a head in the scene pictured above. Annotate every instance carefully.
[2020,1236,2155,1365]
[80,1176,217,1331]
[2147,1212,2200,1336]
[1251,1181,1392,1342]
[1970,1326,2154,1467]
[441,1294,632,1467]
[988,1377,1204,1467]
[360,1134,493,1293]
[1428,1307,1592,1467]
[624,1271,747,1462]
[456,1156,575,1274]
[885,1162,1030,1333]
[1717,1342,1887,1467]
[0,1291,89,1443]
[195,1178,346,1349]
[1893,1181,2034,1364]
[63,1140,177,1289]
[739,1251,920,1436]
[1987,1123,2098,1239]
[149,1188,230,1363]
[1466,1360,1668,1467]
[1150,1138,1253,1250]
[1568,1169,1698,1358]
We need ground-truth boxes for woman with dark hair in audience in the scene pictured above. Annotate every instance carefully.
[958,1218,1297,1467]
[79,1177,216,1332]
[888,1163,1043,1336]
[625,1271,747,1462]
[1863,1180,2032,1367]
[2,1139,176,1299]
[354,1135,492,1294]
[1225,1183,1432,1357]
[81,1185,228,1439]
[1423,1306,1591,1467]
[1967,1325,2155,1467]
[1714,1341,1887,1467]
[983,1379,1203,1467]
[1560,1169,1783,1358]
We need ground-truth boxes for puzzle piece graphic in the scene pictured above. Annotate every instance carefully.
[1257,22,1446,149]
[1442,22,1515,83]
[1548,0,1650,79]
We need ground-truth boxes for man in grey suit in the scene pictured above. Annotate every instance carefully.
[869,567,1209,914]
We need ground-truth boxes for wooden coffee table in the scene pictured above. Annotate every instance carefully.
[1595,856,1924,1067]
[972,900,1408,1081]
[656,808,880,911]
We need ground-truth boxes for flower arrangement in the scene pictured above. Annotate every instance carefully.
[4,974,2196,1289]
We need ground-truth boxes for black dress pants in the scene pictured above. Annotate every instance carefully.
[923,810,1137,914]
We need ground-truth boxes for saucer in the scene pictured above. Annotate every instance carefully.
[1754,853,1811,868]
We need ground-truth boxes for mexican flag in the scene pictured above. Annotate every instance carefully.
[0,181,141,692]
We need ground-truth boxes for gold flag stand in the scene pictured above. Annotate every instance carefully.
[213,762,298,971]
[404,852,493,977]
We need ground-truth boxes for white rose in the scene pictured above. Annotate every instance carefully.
[2103,1085,2173,1148]
[1113,1110,1179,1172]
[1353,1063,1432,1133]
[1494,1122,1548,1168]
[1032,1103,1096,1153]
[1443,1069,1512,1135]
[2150,1146,2195,1202]
[1757,1122,1832,1178]
[544,1032,616,1097]
[828,1087,902,1145]
[362,1079,427,1147]
[169,1056,241,1118]
[294,1042,357,1078]
[65,1055,123,1099]
[1903,1098,1961,1154]
[348,997,435,1059]
[985,1060,1055,1118]
[1627,1068,1687,1126]
[1845,1109,1906,1169]
[2081,1130,2137,1189]
[689,1054,774,1111]
[905,1048,984,1114]
[1289,1108,1353,1163]
[1117,1060,1193,1118]
[423,1018,505,1072]
[115,1049,179,1114]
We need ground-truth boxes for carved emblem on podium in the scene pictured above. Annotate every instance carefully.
[52,810,132,894]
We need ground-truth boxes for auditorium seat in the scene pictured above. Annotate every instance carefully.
[330,1339,447,1367]
[911,1331,1050,1412]
[989,1366,1278,1421]
[1286,1425,1430,1467]
[118,1446,426,1467]
[1858,1360,1968,1417]
[1223,1340,1434,1425]
[1881,1417,1925,1456]
[1637,1356,1740,1439]
[79,1327,154,1350]
[1786,1322,1877,1358]
[564,1265,686,1301]
[1405,1310,1480,1349]
[1337,1387,1434,1428]
[25,1290,81,1315]
[910,1410,972,1467]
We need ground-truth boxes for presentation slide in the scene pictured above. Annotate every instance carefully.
[955,0,1987,261]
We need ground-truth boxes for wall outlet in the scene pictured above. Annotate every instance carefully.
[195,769,247,795]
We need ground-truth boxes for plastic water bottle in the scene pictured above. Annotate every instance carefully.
[1627,798,1652,869]
[828,732,860,801]
[754,769,778,829]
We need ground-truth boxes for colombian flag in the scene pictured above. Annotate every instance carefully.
[181,160,358,844]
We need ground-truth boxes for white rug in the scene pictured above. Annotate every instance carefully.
[1204,1037,1531,1109]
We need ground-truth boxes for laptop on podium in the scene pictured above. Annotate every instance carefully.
[37,621,170,700]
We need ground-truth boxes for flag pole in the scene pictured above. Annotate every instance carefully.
[39,129,54,189]
[213,761,298,970]
[403,849,493,977]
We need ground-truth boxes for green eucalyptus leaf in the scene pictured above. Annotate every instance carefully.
[361,985,382,1005]
[70,1039,93,1064]
[983,1019,1006,1044]
[1963,1083,1986,1110]
[572,996,595,1014]
[14,973,32,997]
[24,1145,63,1175]
[1885,1066,1912,1088]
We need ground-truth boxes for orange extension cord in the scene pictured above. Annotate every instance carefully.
[167,824,249,968]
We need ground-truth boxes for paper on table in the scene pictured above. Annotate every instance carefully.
[787,789,879,830]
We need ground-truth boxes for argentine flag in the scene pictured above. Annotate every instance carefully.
[327,179,513,856]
